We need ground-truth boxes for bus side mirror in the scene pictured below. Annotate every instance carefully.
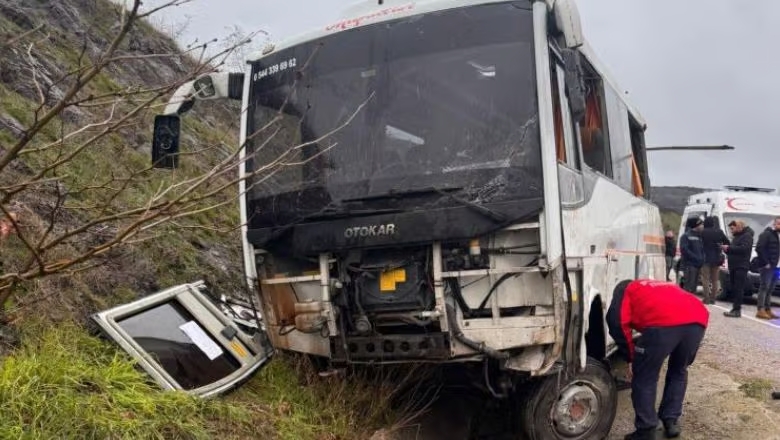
[152,114,181,169]
[561,49,586,124]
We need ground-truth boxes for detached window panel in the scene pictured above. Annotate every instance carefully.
[92,281,273,397]
[116,301,242,390]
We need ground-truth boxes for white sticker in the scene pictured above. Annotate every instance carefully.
[179,321,224,361]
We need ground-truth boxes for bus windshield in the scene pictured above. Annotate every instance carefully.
[244,2,541,228]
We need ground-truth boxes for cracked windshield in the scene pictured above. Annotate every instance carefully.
[246,4,542,223]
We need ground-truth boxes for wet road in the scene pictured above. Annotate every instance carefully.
[606,295,780,440]
[380,293,780,440]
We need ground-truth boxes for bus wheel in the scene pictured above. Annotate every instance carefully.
[518,357,617,440]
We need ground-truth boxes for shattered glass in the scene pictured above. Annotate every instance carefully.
[245,2,542,229]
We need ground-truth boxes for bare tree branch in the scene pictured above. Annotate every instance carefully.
[0,0,144,174]
[0,0,368,320]
[0,23,46,50]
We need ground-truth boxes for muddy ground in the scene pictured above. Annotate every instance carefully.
[376,298,780,440]
[607,358,780,440]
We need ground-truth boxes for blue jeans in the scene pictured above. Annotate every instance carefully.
[757,267,777,310]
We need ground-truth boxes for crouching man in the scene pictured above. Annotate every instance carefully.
[606,279,710,440]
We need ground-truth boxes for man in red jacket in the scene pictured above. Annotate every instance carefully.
[606,279,709,440]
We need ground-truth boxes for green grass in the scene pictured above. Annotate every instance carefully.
[0,2,418,437]
[0,323,416,440]
[739,378,774,400]
[660,210,681,233]
[0,322,250,439]
[229,357,418,440]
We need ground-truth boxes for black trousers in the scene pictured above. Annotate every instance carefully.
[683,265,700,293]
[729,268,748,312]
[631,324,706,431]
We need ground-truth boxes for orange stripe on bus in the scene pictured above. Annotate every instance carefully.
[606,249,665,256]
[643,235,665,245]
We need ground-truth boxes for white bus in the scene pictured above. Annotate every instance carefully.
[99,1,668,438]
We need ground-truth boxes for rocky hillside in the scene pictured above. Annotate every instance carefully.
[0,4,411,439]
[0,0,245,324]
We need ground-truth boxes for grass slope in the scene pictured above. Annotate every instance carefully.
[0,323,413,439]
[0,1,412,439]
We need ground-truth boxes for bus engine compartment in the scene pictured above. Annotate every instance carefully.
[256,222,559,369]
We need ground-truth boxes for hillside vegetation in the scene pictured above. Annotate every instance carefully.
[650,185,708,215]
[651,186,708,232]
[0,1,411,438]
[0,0,246,322]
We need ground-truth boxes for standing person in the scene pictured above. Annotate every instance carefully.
[606,279,709,440]
[700,216,729,305]
[754,217,780,319]
[679,217,704,293]
[664,231,676,282]
[722,220,754,318]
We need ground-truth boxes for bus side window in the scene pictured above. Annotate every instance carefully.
[629,117,650,199]
[550,56,580,169]
[577,61,612,178]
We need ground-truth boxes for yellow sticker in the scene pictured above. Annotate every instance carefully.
[379,268,407,292]
[230,340,247,358]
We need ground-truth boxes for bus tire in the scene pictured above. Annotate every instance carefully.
[518,357,617,440]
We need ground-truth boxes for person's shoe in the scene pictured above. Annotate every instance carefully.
[624,428,658,440]
[768,309,780,319]
[662,419,681,438]
[615,378,632,391]
[724,309,741,318]
[756,309,772,320]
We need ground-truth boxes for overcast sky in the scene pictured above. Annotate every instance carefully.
[147,0,780,190]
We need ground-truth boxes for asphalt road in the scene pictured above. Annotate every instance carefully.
[377,292,780,440]
[606,293,780,440]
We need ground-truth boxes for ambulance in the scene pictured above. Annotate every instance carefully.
[676,186,780,297]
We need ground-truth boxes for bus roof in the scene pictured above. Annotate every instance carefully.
[246,0,513,63]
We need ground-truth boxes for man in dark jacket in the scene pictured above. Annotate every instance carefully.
[607,279,709,440]
[700,217,729,304]
[679,217,704,293]
[664,231,676,282]
[723,220,754,318]
[754,217,780,319]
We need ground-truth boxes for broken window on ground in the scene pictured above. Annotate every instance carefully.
[92,281,273,398]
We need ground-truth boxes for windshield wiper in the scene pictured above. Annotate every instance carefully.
[343,186,462,203]
[345,186,508,223]
[299,206,400,221]
[444,192,508,223]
